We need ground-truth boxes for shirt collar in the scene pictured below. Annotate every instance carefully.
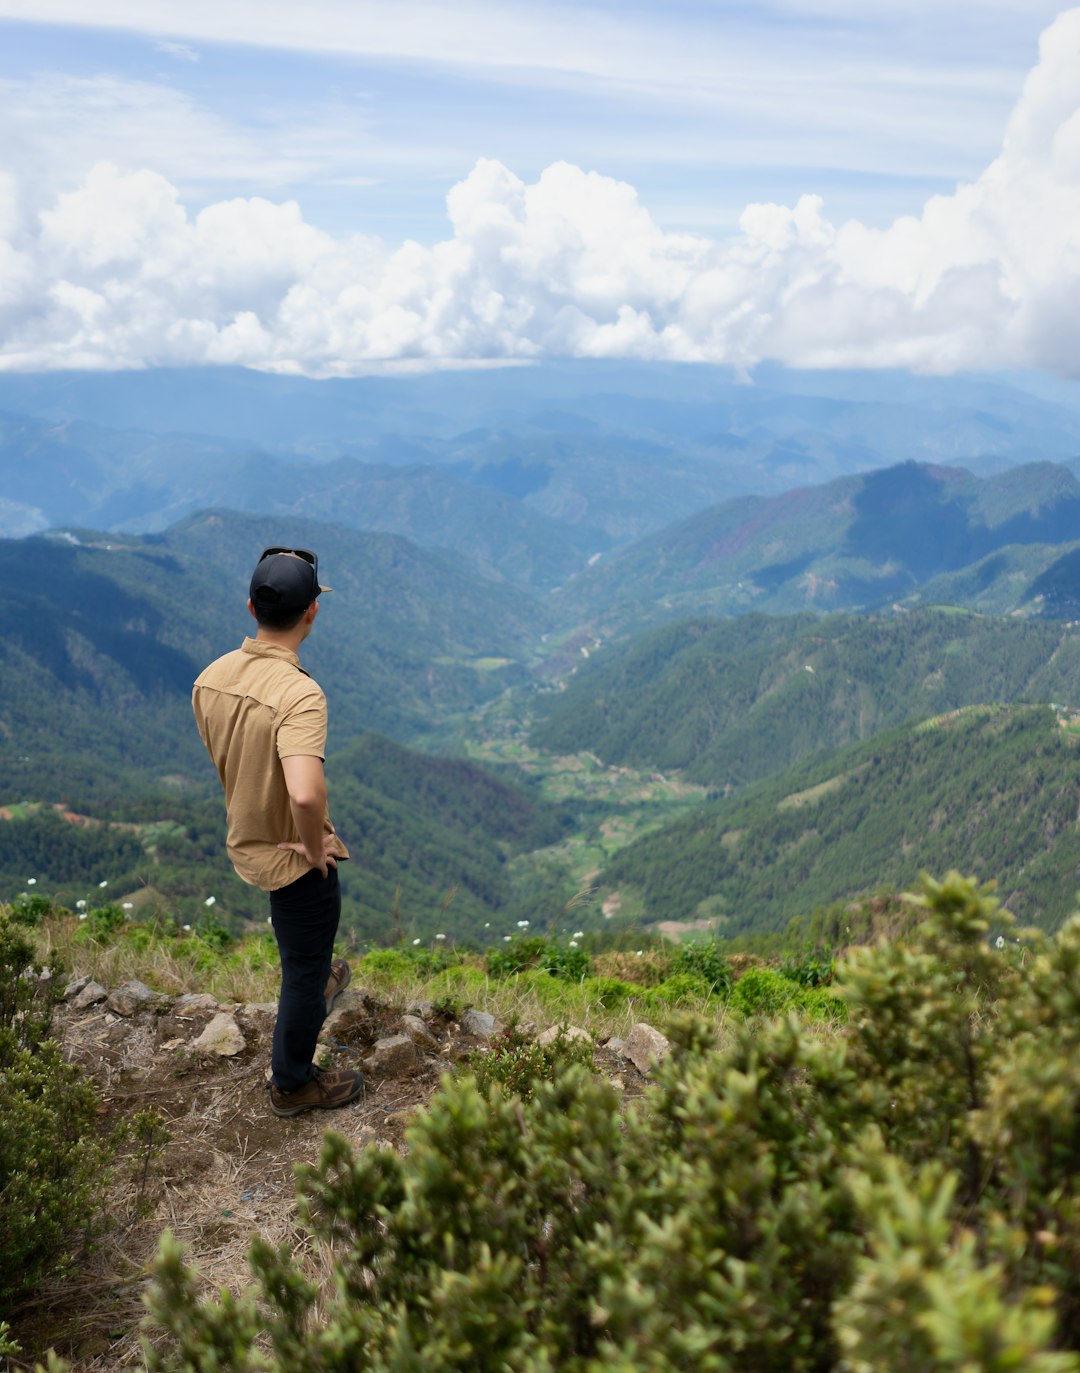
[240,636,308,675]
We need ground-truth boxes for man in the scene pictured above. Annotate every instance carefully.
[192,546,363,1118]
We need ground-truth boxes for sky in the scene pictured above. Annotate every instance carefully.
[0,1,1077,377]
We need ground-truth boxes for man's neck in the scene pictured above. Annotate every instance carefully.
[254,626,308,655]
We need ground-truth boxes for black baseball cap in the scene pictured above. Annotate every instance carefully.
[249,547,332,612]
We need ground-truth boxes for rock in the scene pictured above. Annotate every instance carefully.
[107,980,158,1017]
[65,975,93,1000]
[363,1034,418,1075]
[406,999,435,1022]
[604,1036,628,1055]
[624,1023,671,1075]
[610,1075,626,1092]
[538,1023,592,1048]
[400,1014,439,1050]
[71,980,108,1011]
[461,1009,496,1039]
[175,993,219,1014]
[191,1012,246,1057]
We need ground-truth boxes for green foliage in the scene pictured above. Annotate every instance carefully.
[137,870,1080,1371]
[9,890,62,926]
[779,943,834,987]
[465,1024,595,1102]
[670,939,732,994]
[74,901,129,943]
[486,935,592,982]
[0,911,109,1307]
[642,971,714,1008]
[606,704,1080,935]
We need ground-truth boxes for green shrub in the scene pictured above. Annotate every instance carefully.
[579,975,637,1007]
[485,935,550,978]
[0,912,109,1307]
[643,971,714,1008]
[127,873,1080,1372]
[465,1024,595,1101]
[729,965,802,1017]
[780,943,834,988]
[671,939,732,994]
[10,891,61,927]
[74,902,128,943]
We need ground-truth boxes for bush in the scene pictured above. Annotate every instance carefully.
[465,1023,594,1101]
[125,873,1080,1372]
[671,939,732,995]
[643,971,715,1008]
[0,911,110,1307]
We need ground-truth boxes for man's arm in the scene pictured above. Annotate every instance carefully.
[279,754,337,877]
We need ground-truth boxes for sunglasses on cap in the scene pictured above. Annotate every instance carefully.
[257,547,329,598]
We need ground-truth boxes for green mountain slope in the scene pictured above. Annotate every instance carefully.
[554,460,1080,630]
[600,704,1080,936]
[531,609,1080,788]
[0,510,547,793]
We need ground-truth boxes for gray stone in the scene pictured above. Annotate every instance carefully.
[400,1014,438,1050]
[191,1012,246,1057]
[107,980,158,1017]
[175,993,219,1014]
[363,1034,418,1075]
[406,999,435,1022]
[538,1023,592,1048]
[461,1009,496,1039]
[71,980,108,1011]
[624,1023,670,1075]
[64,974,93,1000]
[604,1036,628,1055]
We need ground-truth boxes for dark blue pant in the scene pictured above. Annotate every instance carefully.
[268,866,340,1092]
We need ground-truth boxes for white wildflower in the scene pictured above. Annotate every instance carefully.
[122,902,133,911]
[569,940,579,949]
[98,880,108,889]
[27,877,36,885]
[78,912,87,921]
[516,920,529,928]
[636,950,643,957]
[204,896,217,907]
[412,938,421,945]
[995,935,1005,949]
[503,935,512,942]
[183,924,192,931]
[573,931,584,938]
[76,900,87,910]
[435,933,446,942]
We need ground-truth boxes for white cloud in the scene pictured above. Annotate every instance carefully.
[2,8,1080,376]
[153,39,198,62]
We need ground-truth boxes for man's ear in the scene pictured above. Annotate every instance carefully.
[247,597,258,620]
[306,600,319,624]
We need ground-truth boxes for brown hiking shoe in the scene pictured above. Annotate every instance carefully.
[268,1066,364,1118]
[324,958,352,1015]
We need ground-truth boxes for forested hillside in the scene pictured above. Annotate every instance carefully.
[532,609,1080,786]
[600,704,1080,935]
[555,460,1080,628]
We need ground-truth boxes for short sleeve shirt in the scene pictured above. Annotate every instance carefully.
[192,637,349,891]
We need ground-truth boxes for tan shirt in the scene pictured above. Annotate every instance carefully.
[192,637,349,891]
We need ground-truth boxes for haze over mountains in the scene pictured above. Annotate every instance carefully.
[5,362,1080,941]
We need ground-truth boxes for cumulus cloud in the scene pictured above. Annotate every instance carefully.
[2,8,1080,375]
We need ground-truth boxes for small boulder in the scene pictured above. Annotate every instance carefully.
[175,993,219,1015]
[400,1014,439,1050]
[406,998,435,1021]
[624,1023,670,1076]
[538,1023,592,1048]
[107,980,158,1017]
[461,1009,496,1040]
[64,975,93,1000]
[363,1034,418,1076]
[191,1012,246,1057]
[71,980,108,1012]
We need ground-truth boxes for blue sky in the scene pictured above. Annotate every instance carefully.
[0,2,1077,376]
[0,1,1064,238]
